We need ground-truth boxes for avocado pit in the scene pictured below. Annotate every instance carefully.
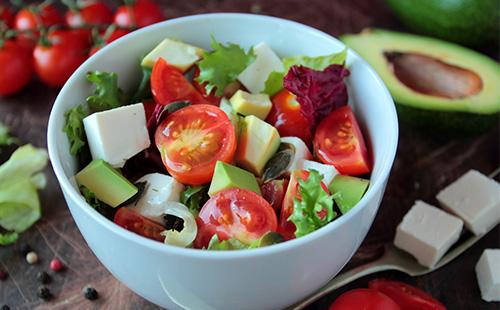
[384,51,483,99]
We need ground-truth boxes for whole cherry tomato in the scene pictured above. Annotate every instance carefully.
[48,29,91,50]
[89,27,130,56]
[0,41,33,96]
[14,3,63,48]
[0,5,14,27]
[113,0,164,29]
[330,289,401,310]
[65,0,113,28]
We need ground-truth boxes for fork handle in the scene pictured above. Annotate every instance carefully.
[288,260,394,310]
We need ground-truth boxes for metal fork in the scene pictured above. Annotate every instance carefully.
[289,167,500,310]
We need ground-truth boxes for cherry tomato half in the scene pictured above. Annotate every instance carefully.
[114,207,165,242]
[266,89,312,145]
[113,0,164,29]
[65,1,113,28]
[151,58,209,106]
[278,170,329,240]
[194,188,278,248]
[0,41,33,96]
[369,279,446,310]
[314,106,371,176]
[330,289,401,310]
[192,66,221,105]
[155,104,237,185]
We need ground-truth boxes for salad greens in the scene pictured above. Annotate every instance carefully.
[288,170,338,238]
[0,122,18,146]
[0,144,48,245]
[180,185,209,217]
[207,231,285,250]
[196,36,255,96]
[80,186,117,220]
[131,67,152,103]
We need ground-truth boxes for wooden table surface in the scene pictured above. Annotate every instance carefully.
[1,0,499,309]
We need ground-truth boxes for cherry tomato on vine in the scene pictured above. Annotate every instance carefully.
[65,0,113,28]
[113,0,164,29]
[0,5,14,28]
[48,29,91,50]
[89,27,130,56]
[0,41,33,96]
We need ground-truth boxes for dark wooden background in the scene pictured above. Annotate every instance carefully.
[0,0,499,309]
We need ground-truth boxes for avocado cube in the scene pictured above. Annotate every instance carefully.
[329,175,369,214]
[229,90,272,120]
[75,159,138,208]
[208,161,261,197]
[141,38,204,72]
[236,115,280,176]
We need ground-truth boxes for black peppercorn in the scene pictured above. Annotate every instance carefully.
[37,286,51,300]
[1,305,10,310]
[83,285,98,300]
[19,244,31,257]
[36,271,51,284]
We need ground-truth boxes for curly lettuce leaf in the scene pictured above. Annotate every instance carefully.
[63,105,89,156]
[288,170,337,238]
[0,232,19,245]
[131,67,152,103]
[0,122,18,146]
[207,234,248,250]
[86,71,125,113]
[180,185,209,217]
[262,49,348,96]
[80,186,117,220]
[196,36,255,96]
[0,145,48,236]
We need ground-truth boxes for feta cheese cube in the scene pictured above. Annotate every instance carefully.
[238,42,284,93]
[394,200,463,267]
[141,38,204,72]
[83,103,150,168]
[280,137,312,174]
[229,90,272,119]
[476,249,500,302]
[436,170,500,235]
[300,160,339,185]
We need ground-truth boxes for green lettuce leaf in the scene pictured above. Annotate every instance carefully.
[207,234,248,250]
[63,105,89,156]
[180,185,209,217]
[80,186,117,220]
[262,49,348,96]
[0,232,19,245]
[0,122,18,146]
[196,36,255,96]
[288,170,337,238]
[131,67,152,103]
[0,145,48,236]
[86,71,125,113]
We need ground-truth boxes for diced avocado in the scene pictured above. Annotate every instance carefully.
[75,159,138,208]
[329,175,369,214]
[229,90,272,120]
[208,161,261,197]
[141,38,204,72]
[341,29,500,134]
[219,98,241,136]
[236,115,280,176]
[249,232,284,248]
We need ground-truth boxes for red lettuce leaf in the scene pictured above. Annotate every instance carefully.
[283,64,350,128]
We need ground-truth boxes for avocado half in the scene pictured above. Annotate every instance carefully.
[341,29,500,133]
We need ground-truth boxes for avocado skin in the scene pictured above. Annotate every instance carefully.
[396,104,498,135]
[386,0,499,47]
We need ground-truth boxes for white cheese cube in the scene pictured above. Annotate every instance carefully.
[238,42,284,93]
[280,137,312,174]
[436,170,500,235]
[83,103,150,168]
[476,249,500,302]
[300,160,339,185]
[394,200,463,267]
[128,173,185,224]
[141,38,204,72]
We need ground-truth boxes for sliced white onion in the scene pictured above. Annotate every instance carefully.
[160,202,197,248]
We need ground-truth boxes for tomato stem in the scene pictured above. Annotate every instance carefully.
[9,0,25,10]
[61,0,79,13]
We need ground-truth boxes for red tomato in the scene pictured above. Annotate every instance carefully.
[314,106,371,176]
[114,207,165,242]
[89,28,130,56]
[48,29,91,50]
[192,67,221,105]
[0,5,14,27]
[194,188,278,248]
[278,170,329,240]
[155,104,236,185]
[261,179,289,214]
[143,99,157,121]
[330,289,401,310]
[266,89,312,145]
[369,279,446,310]
[14,4,64,50]
[0,41,33,96]
[65,1,113,28]
[151,58,209,106]
[113,0,163,29]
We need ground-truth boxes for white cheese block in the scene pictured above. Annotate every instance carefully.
[476,249,500,302]
[436,170,500,235]
[128,173,184,224]
[300,160,339,185]
[237,42,284,93]
[141,38,204,72]
[83,103,150,168]
[394,200,463,267]
[280,137,312,174]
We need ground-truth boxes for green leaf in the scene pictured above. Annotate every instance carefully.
[63,105,89,156]
[180,185,209,217]
[262,49,348,96]
[288,170,337,238]
[86,71,125,113]
[0,122,18,146]
[196,36,255,96]
[248,232,284,249]
[207,234,248,250]
[0,231,19,245]
[0,145,48,234]
[80,186,117,220]
[131,66,152,103]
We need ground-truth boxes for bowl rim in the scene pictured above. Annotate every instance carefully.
[47,13,399,260]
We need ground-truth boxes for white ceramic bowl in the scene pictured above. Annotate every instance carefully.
[47,13,398,310]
